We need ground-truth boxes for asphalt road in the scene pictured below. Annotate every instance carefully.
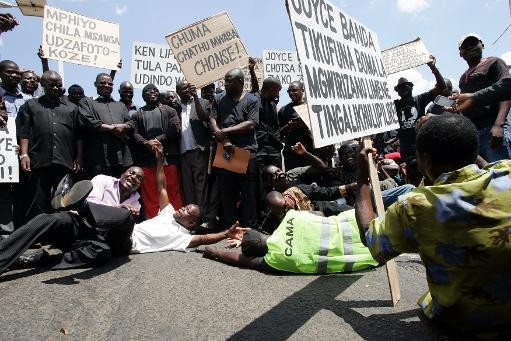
[0,245,451,340]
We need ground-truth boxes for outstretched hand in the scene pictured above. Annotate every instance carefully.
[445,93,474,113]
[225,221,250,241]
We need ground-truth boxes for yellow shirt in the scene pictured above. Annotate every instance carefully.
[367,161,511,336]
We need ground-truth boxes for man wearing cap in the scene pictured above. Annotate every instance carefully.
[203,209,379,275]
[393,56,446,161]
[131,84,182,218]
[457,33,511,162]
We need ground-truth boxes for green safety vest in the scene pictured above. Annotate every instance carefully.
[264,209,379,274]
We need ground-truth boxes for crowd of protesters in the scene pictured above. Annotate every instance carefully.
[1,14,511,337]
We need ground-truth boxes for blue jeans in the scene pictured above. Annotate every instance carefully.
[478,127,509,163]
[335,184,415,208]
[381,184,415,209]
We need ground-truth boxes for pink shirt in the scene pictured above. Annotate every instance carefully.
[87,175,141,209]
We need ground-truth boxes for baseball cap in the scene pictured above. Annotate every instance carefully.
[458,33,483,48]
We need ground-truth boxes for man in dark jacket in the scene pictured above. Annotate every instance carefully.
[130,84,182,218]
[79,73,133,179]
[174,80,215,224]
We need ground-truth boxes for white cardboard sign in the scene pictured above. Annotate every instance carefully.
[41,5,121,70]
[0,120,19,183]
[288,0,399,147]
[130,42,184,91]
[381,38,431,75]
[263,50,303,86]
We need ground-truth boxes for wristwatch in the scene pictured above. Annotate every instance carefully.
[19,154,29,160]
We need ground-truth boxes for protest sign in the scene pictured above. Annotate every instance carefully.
[293,103,311,130]
[131,42,184,91]
[16,0,45,17]
[288,0,399,148]
[0,120,19,183]
[381,38,431,75]
[41,5,121,70]
[165,12,249,88]
[216,57,263,93]
[263,50,302,86]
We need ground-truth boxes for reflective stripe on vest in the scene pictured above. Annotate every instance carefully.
[264,210,378,274]
[317,217,330,275]
[341,219,354,272]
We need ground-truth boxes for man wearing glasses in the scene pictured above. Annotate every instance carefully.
[278,81,315,170]
[79,73,134,179]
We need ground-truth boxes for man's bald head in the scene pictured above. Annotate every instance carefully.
[118,81,134,103]
[41,71,63,99]
[119,81,133,90]
[41,70,61,84]
[261,77,282,101]
[0,60,18,73]
[224,68,244,97]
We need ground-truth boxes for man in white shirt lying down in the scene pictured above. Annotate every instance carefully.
[129,147,245,254]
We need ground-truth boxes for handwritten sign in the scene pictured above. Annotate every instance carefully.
[41,5,121,70]
[0,120,19,183]
[130,42,184,91]
[166,12,249,88]
[288,0,399,148]
[382,38,431,75]
[263,50,303,86]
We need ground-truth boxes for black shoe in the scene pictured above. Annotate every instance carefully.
[8,249,48,270]
[51,180,93,211]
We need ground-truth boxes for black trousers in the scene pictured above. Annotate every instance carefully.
[180,148,210,209]
[0,203,134,275]
[217,153,258,228]
[25,165,69,223]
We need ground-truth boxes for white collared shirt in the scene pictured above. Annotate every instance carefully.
[179,101,201,153]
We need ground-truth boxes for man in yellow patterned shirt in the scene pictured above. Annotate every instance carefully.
[355,113,511,337]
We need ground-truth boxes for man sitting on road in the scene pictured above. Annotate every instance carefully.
[355,113,511,337]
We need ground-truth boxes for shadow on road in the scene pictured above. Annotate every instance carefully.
[41,256,131,285]
[228,275,445,340]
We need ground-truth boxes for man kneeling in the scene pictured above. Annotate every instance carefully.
[204,209,379,274]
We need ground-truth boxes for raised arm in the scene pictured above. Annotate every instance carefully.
[427,55,446,96]
[248,57,259,93]
[354,147,377,246]
[191,85,210,121]
[156,147,169,210]
[291,142,326,170]
[37,46,49,73]
[109,60,122,81]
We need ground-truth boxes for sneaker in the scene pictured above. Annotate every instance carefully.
[51,180,93,210]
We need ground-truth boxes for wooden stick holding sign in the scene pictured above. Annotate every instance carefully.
[362,136,401,306]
